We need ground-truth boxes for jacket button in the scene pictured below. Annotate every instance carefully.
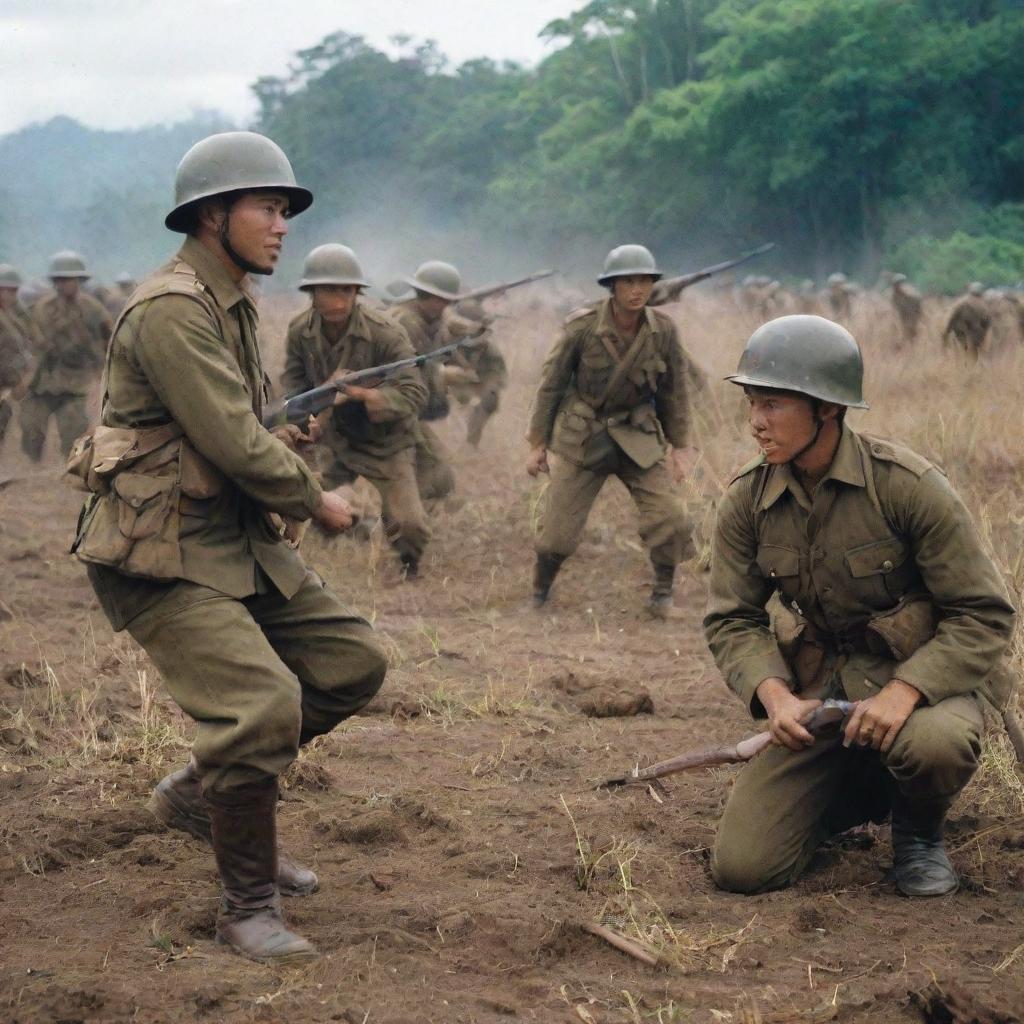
[882,559,894,572]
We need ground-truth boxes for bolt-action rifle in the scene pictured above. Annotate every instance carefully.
[262,328,486,429]
[647,242,775,307]
[381,268,556,306]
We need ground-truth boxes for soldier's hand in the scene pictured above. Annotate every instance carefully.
[756,677,823,751]
[312,491,355,533]
[670,445,698,484]
[325,369,352,407]
[526,445,549,477]
[344,384,389,421]
[843,679,921,753]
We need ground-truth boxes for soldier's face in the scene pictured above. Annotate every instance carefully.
[417,294,452,321]
[312,285,360,325]
[745,389,818,464]
[612,275,655,311]
[53,278,80,300]
[223,192,290,274]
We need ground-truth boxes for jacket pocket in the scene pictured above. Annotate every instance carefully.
[844,536,908,578]
[178,440,223,500]
[756,543,801,580]
[113,473,177,540]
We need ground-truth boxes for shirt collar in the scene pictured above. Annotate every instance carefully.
[309,302,368,343]
[595,297,659,340]
[178,236,248,311]
[757,424,866,511]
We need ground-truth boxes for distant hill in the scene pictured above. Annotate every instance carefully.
[0,112,234,284]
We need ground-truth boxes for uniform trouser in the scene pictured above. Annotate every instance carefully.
[711,694,984,894]
[415,422,455,501]
[536,452,694,567]
[451,380,501,446]
[125,571,387,795]
[19,392,88,460]
[322,448,431,561]
[0,398,12,445]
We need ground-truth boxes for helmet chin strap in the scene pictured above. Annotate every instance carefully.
[786,405,824,465]
[219,204,270,277]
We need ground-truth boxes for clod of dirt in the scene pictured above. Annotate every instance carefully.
[795,906,827,932]
[317,809,407,846]
[3,663,45,688]
[0,599,15,622]
[910,979,1020,1024]
[550,671,655,718]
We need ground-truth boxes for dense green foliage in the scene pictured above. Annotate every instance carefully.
[255,0,1024,288]
[1,1,1021,290]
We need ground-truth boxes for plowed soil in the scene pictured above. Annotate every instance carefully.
[1,292,1022,1024]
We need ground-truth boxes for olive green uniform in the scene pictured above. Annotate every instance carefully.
[390,300,456,499]
[281,304,430,560]
[527,299,694,567]
[704,426,1015,893]
[891,284,923,344]
[75,237,387,795]
[445,316,508,447]
[21,290,112,458]
[943,296,991,356]
[0,304,39,444]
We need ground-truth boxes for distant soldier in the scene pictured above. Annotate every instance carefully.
[72,131,387,962]
[21,251,112,460]
[0,264,40,446]
[942,282,991,358]
[447,298,508,447]
[825,272,854,322]
[390,261,464,500]
[103,272,137,318]
[282,244,429,578]
[794,279,821,316]
[889,274,923,346]
[526,244,696,616]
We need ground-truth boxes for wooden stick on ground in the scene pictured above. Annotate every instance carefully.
[580,922,659,967]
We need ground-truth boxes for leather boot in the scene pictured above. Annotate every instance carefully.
[891,794,958,897]
[531,553,565,608]
[148,760,318,896]
[400,553,420,579]
[208,779,318,962]
[647,563,676,618]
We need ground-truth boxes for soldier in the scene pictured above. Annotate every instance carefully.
[705,315,1014,896]
[282,244,429,577]
[942,282,991,358]
[104,272,137,317]
[390,261,462,500]
[447,298,508,447]
[889,273,923,346]
[0,264,39,446]
[526,244,696,616]
[71,132,388,961]
[825,272,854,322]
[20,251,112,460]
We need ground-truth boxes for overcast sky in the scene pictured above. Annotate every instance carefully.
[0,0,580,136]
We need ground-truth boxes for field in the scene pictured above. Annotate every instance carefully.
[0,289,1022,1024]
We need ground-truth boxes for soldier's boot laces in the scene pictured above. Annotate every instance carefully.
[148,760,318,897]
[890,795,958,897]
[646,563,676,618]
[532,553,565,608]
[208,779,318,963]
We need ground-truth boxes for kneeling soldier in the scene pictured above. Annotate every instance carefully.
[526,244,696,615]
[705,315,1015,896]
[72,133,388,961]
[282,244,429,577]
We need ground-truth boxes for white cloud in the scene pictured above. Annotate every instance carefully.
[0,0,577,134]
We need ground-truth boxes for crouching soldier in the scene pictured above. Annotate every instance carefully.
[705,315,1015,897]
[71,132,388,961]
[526,245,697,616]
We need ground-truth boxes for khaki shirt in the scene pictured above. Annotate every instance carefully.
[282,303,426,468]
[31,290,112,396]
[944,296,991,347]
[705,426,1015,717]
[88,236,322,605]
[390,301,451,419]
[0,303,39,390]
[526,299,691,469]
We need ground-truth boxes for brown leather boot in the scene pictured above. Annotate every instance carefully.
[531,553,565,608]
[646,562,677,618]
[207,779,318,962]
[148,760,318,896]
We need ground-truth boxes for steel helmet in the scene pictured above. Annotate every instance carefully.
[826,272,847,287]
[165,131,313,232]
[0,263,22,288]
[967,281,985,296]
[299,244,370,290]
[597,244,662,286]
[48,251,90,279]
[726,314,868,409]
[405,260,462,301]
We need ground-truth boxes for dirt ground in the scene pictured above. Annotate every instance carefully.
[0,290,1022,1024]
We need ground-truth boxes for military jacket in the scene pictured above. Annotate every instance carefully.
[945,297,991,345]
[31,290,112,396]
[76,236,322,616]
[445,315,507,391]
[0,304,39,390]
[282,303,426,469]
[389,301,451,419]
[526,298,691,470]
[704,426,1015,717]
